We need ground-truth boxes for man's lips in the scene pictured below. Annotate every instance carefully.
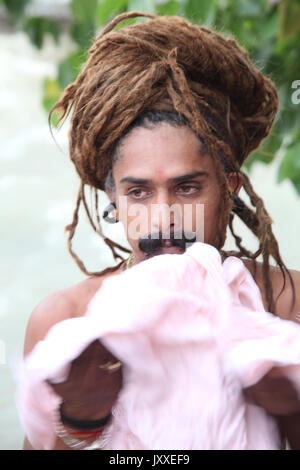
[155,243,184,254]
[163,240,174,247]
[159,246,184,254]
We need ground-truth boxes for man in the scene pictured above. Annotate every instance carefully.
[23,12,300,449]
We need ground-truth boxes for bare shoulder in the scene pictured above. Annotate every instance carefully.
[242,258,300,320]
[23,265,124,358]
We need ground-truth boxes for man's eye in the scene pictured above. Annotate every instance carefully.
[176,185,200,195]
[127,188,148,198]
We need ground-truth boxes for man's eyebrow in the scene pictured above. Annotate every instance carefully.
[119,171,209,185]
[170,171,209,184]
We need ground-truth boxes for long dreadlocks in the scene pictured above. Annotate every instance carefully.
[49,11,295,316]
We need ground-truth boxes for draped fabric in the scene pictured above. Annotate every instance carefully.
[13,242,300,449]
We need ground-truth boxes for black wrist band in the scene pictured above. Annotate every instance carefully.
[59,402,112,430]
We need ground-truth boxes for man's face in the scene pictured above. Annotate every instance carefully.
[109,123,241,264]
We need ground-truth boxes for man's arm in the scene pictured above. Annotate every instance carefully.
[244,266,300,449]
[22,291,123,450]
[277,268,300,450]
[22,292,80,450]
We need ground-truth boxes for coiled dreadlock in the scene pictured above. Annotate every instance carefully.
[49,11,295,316]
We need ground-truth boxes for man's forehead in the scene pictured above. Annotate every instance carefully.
[115,125,215,184]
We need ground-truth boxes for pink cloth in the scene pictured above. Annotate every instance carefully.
[12,241,300,449]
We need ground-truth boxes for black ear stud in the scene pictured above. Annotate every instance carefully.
[102,202,118,223]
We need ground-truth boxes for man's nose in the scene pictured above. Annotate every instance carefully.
[149,192,176,235]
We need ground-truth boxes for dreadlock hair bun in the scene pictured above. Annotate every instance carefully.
[50,11,278,190]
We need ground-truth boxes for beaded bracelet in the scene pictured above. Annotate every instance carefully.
[59,401,113,430]
[54,403,114,450]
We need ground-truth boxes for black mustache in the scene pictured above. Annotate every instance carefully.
[138,231,197,254]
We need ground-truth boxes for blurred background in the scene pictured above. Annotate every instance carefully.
[0,0,299,449]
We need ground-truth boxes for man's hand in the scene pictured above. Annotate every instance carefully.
[243,366,300,416]
[46,339,123,421]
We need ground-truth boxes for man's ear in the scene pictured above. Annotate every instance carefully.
[228,171,243,194]
[228,171,243,210]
